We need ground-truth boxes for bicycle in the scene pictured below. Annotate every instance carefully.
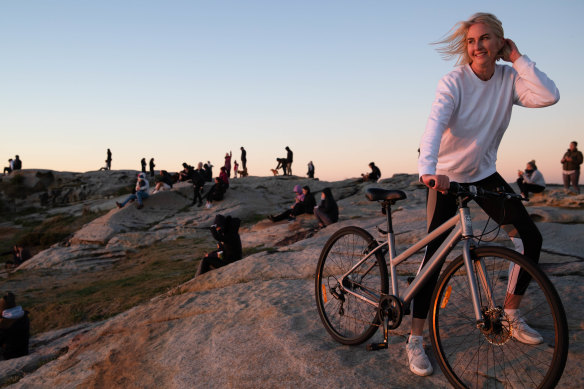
[315,182,568,388]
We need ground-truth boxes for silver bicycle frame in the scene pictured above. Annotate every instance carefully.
[341,204,489,322]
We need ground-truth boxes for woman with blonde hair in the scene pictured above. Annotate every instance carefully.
[414,12,559,377]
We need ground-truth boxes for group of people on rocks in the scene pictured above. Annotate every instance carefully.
[268,184,338,229]
[514,140,583,200]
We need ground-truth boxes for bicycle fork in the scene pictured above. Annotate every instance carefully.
[459,206,494,327]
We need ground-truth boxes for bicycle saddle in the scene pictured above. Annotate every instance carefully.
[365,188,407,202]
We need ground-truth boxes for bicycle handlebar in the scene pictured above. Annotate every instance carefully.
[427,179,523,201]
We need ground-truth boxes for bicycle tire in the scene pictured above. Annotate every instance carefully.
[430,246,568,389]
[315,226,389,345]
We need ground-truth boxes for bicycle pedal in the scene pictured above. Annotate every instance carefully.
[367,342,388,351]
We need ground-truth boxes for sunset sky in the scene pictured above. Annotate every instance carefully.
[1,1,582,183]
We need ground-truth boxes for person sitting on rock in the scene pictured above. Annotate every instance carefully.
[219,167,230,190]
[116,172,150,210]
[3,159,13,175]
[195,214,242,277]
[152,170,174,193]
[314,187,339,228]
[178,163,195,182]
[204,177,227,208]
[0,292,30,360]
[517,160,546,200]
[268,184,309,222]
[203,161,213,182]
[302,186,316,214]
[361,162,381,182]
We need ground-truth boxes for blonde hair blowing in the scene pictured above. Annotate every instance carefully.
[434,12,505,66]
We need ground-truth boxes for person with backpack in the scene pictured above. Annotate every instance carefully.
[195,214,242,277]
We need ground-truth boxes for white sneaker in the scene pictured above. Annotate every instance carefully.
[205,202,212,209]
[406,336,433,376]
[509,314,543,345]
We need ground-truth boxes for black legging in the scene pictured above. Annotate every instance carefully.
[412,172,542,319]
[516,177,544,197]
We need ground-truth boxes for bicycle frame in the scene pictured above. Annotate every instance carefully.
[341,202,489,324]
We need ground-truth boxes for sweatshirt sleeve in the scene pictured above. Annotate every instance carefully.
[418,76,457,176]
[512,55,560,108]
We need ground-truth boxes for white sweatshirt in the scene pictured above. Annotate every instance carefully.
[418,55,559,183]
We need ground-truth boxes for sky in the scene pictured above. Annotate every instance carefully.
[1,0,582,183]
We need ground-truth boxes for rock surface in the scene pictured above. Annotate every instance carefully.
[1,171,583,388]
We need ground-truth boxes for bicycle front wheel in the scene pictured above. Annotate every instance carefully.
[430,246,568,389]
[315,226,389,345]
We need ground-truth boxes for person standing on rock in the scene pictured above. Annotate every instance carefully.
[106,148,112,170]
[307,161,315,179]
[224,151,232,178]
[0,292,30,360]
[415,12,559,377]
[240,146,247,176]
[195,214,242,277]
[116,172,150,210]
[561,141,583,194]
[149,158,156,178]
[285,146,293,175]
[141,158,147,173]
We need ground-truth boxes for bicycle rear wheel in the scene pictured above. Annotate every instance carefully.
[315,226,389,345]
[430,246,568,389]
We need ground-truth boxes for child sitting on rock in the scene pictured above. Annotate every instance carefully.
[195,214,242,277]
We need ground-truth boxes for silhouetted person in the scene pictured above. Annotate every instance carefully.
[141,158,146,173]
[361,162,381,182]
[307,161,315,179]
[240,146,247,174]
[149,158,155,177]
[285,146,293,175]
[3,159,13,175]
[12,155,22,170]
[106,148,112,170]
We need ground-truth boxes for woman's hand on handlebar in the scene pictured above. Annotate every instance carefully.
[421,174,450,194]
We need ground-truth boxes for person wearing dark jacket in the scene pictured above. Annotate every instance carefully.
[192,163,206,206]
[153,170,174,193]
[195,214,242,277]
[149,158,156,177]
[0,292,30,360]
[314,187,339,228]
[302,186,316,214]
[203,162,213,182]
[561,141,583,194]
[204,177,226,208]
[141,158,147,173]
[361,162,381,182]
[240,147,247,174]
[285,146,293,175]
